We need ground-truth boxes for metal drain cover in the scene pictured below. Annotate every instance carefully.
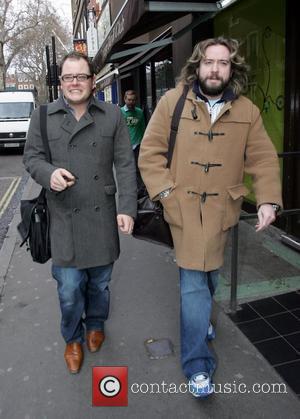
[144,338,174,359]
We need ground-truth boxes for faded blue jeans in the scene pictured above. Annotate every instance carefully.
[52,264,113,344]
[179,268,219,379]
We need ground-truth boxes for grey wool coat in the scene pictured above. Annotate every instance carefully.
[23,96,137,269]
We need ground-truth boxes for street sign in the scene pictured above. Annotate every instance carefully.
[87,9,99,58]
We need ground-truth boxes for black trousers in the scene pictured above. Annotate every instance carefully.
[133,145,146,197]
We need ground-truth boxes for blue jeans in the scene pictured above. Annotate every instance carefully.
[52,264,113,344]
[179,268,219,379]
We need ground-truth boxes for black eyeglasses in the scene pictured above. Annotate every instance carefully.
[61,74,93,82]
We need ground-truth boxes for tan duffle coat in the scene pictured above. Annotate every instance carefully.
[138,85,283,271]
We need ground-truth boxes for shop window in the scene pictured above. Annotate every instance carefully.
[104,85,112,103]
[215,0,285,152]
[155,60,175,103]
[145,59,175,114]
[145,63,153,114]
[214,0,285,203]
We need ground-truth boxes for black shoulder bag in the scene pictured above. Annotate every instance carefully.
[17,105,51,263]
[132,85,189,248]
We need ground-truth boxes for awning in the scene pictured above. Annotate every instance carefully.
[95,28,172,89]
[93,0,238,73]
[96,69,118,90]
[96,63,115,78]
[117,27,172,73]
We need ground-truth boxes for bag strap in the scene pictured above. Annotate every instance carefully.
[38,104,51,202]
[40,104,52,164]
[166,84,189,168]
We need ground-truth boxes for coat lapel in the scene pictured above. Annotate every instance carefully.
[49,96,104,140]
[69,112,94,141]
[68,98,105,140]
[47,97,74,135]
[61,113,75,135]
[214,102,232,122]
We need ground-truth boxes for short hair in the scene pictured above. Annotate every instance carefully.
[124,90,137,99]
[59,51,94,75]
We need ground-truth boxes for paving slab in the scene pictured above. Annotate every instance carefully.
[0,178,299,419]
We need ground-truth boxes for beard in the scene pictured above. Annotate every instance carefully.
[199,76,230,97]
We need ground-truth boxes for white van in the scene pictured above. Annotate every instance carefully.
[0,90,37,149]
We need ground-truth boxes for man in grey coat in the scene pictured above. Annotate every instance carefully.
[23,51,137,374]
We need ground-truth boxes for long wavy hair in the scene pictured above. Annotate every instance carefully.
[178,37,249,97]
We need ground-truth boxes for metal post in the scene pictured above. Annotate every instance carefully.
[51,36,58,100]
[228,205,300,313]
[45,45,53,103]
[230,224,239,313]
[151,61,156,111]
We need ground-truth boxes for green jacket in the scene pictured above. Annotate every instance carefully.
[121,105,145,147]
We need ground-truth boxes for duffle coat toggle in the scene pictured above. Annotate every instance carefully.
[191,161,222,173]
[194,130,225,141]
[191,105,198,120]
[187,190,219,203]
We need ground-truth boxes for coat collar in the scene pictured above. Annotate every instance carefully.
[47,95,106,115]
[192,80,236,103]
[88,96,107,113]
[47,96,67,114]
[47,95,107,138]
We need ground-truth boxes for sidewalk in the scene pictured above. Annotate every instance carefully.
[0,178,299,419]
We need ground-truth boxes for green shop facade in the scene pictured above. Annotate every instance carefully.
[94,0,300,241]
[205,0,299,240]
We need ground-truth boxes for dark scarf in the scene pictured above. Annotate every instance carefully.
[192,80,236,103]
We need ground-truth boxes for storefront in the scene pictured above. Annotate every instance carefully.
[93,0,219,107]
[209,0,300,239]
[92,0,300,240]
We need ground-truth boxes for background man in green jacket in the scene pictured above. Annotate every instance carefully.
[121,90,146,195]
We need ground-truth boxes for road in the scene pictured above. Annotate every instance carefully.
[0,149,28,249]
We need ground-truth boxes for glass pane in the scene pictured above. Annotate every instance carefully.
[0,102,33,119]
[214,0,285,203]
[155,59,175,103]
[145,63,153,115]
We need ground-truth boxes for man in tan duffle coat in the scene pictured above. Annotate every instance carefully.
[138,37,282,397]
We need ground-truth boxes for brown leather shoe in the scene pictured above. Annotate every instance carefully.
[64,342,83,374]
[86,330,105,353]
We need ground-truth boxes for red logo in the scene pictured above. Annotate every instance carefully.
[92,366,128,406]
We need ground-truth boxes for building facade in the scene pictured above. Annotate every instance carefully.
[5,72,36,91]
[71,0,300,243]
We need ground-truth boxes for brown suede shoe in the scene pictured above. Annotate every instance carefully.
[86,330,105,353]
[64,342,83,374]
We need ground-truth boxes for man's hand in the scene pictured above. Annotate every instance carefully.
[117,214,134,234]
[50,168,75,192]
[255,204,276,232]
